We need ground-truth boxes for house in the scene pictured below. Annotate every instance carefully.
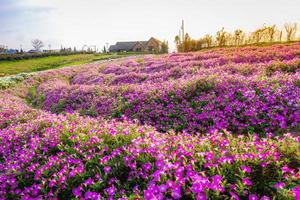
[1,49,18,54]
[109,37,162,53]
[28,49,42,53]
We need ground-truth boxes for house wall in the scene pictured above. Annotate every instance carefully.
[132,43,145,52]
[146,38,160,52]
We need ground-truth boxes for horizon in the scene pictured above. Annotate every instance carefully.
[0,0,299,52]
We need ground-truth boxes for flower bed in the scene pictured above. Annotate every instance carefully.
[0,94,299,199]
[29,43,300,134]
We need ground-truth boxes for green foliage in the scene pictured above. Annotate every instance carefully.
[50,99,66,113]
[183,79,216,100]
[265,61,300,75]
[0,51,94,61]
[295,79,300,88]
[160,41,169,53]
[79,106,97,117]
[0,73,32,89]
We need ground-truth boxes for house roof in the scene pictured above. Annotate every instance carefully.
[108,37,162,51]
[109,41,147,51]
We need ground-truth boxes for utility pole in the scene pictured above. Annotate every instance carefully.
[181,20,185,42]
[181,20,185,52]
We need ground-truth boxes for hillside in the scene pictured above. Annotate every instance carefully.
[0,43,299,199]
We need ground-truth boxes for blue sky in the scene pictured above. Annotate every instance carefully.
[0,0,299,51]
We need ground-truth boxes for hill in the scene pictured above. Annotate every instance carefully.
[0,43,299,199]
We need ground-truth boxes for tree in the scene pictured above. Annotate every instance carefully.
[266,25,276,42]
[216,27,227,47]
[184,33,192,51]
[284,23,297,41]
[233,29,244,46]
[103,46,107,53]
[278,30,283,42]
[251,28,265,43]
[202,34,213,47]
[31,39,44,51]
[160,41,169,53]
[175,35,182,52]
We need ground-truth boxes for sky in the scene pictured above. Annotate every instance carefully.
[0,0,299,51]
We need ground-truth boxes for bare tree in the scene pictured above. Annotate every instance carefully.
[31,39,44,51]
[284,23,297,41]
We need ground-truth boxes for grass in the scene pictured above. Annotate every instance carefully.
[0,53,127,76]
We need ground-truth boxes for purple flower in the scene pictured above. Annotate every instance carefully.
[159,184,167,193]
[155,160,164,168]
[212,175,222,183]
[106,186,116,196]
[84,191,100,200]
[292,185,300,200]
[274,182,285,189]
[230,192,239,200]
[241,165,251,173]
[144,189,154,200]
[142,162,152,171]
[191,182,203,194]
[84,178,94,186]
[248,194,258,200]
[242,178,252,186]
[196,192,206,200]
[72,186,81,197]
[166,180,174,188]
[260,162,268,167]
[171,189,181,199]
[104,166,111,174]
[260,196,270,200]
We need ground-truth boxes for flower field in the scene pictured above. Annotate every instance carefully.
[0,43,299,199]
